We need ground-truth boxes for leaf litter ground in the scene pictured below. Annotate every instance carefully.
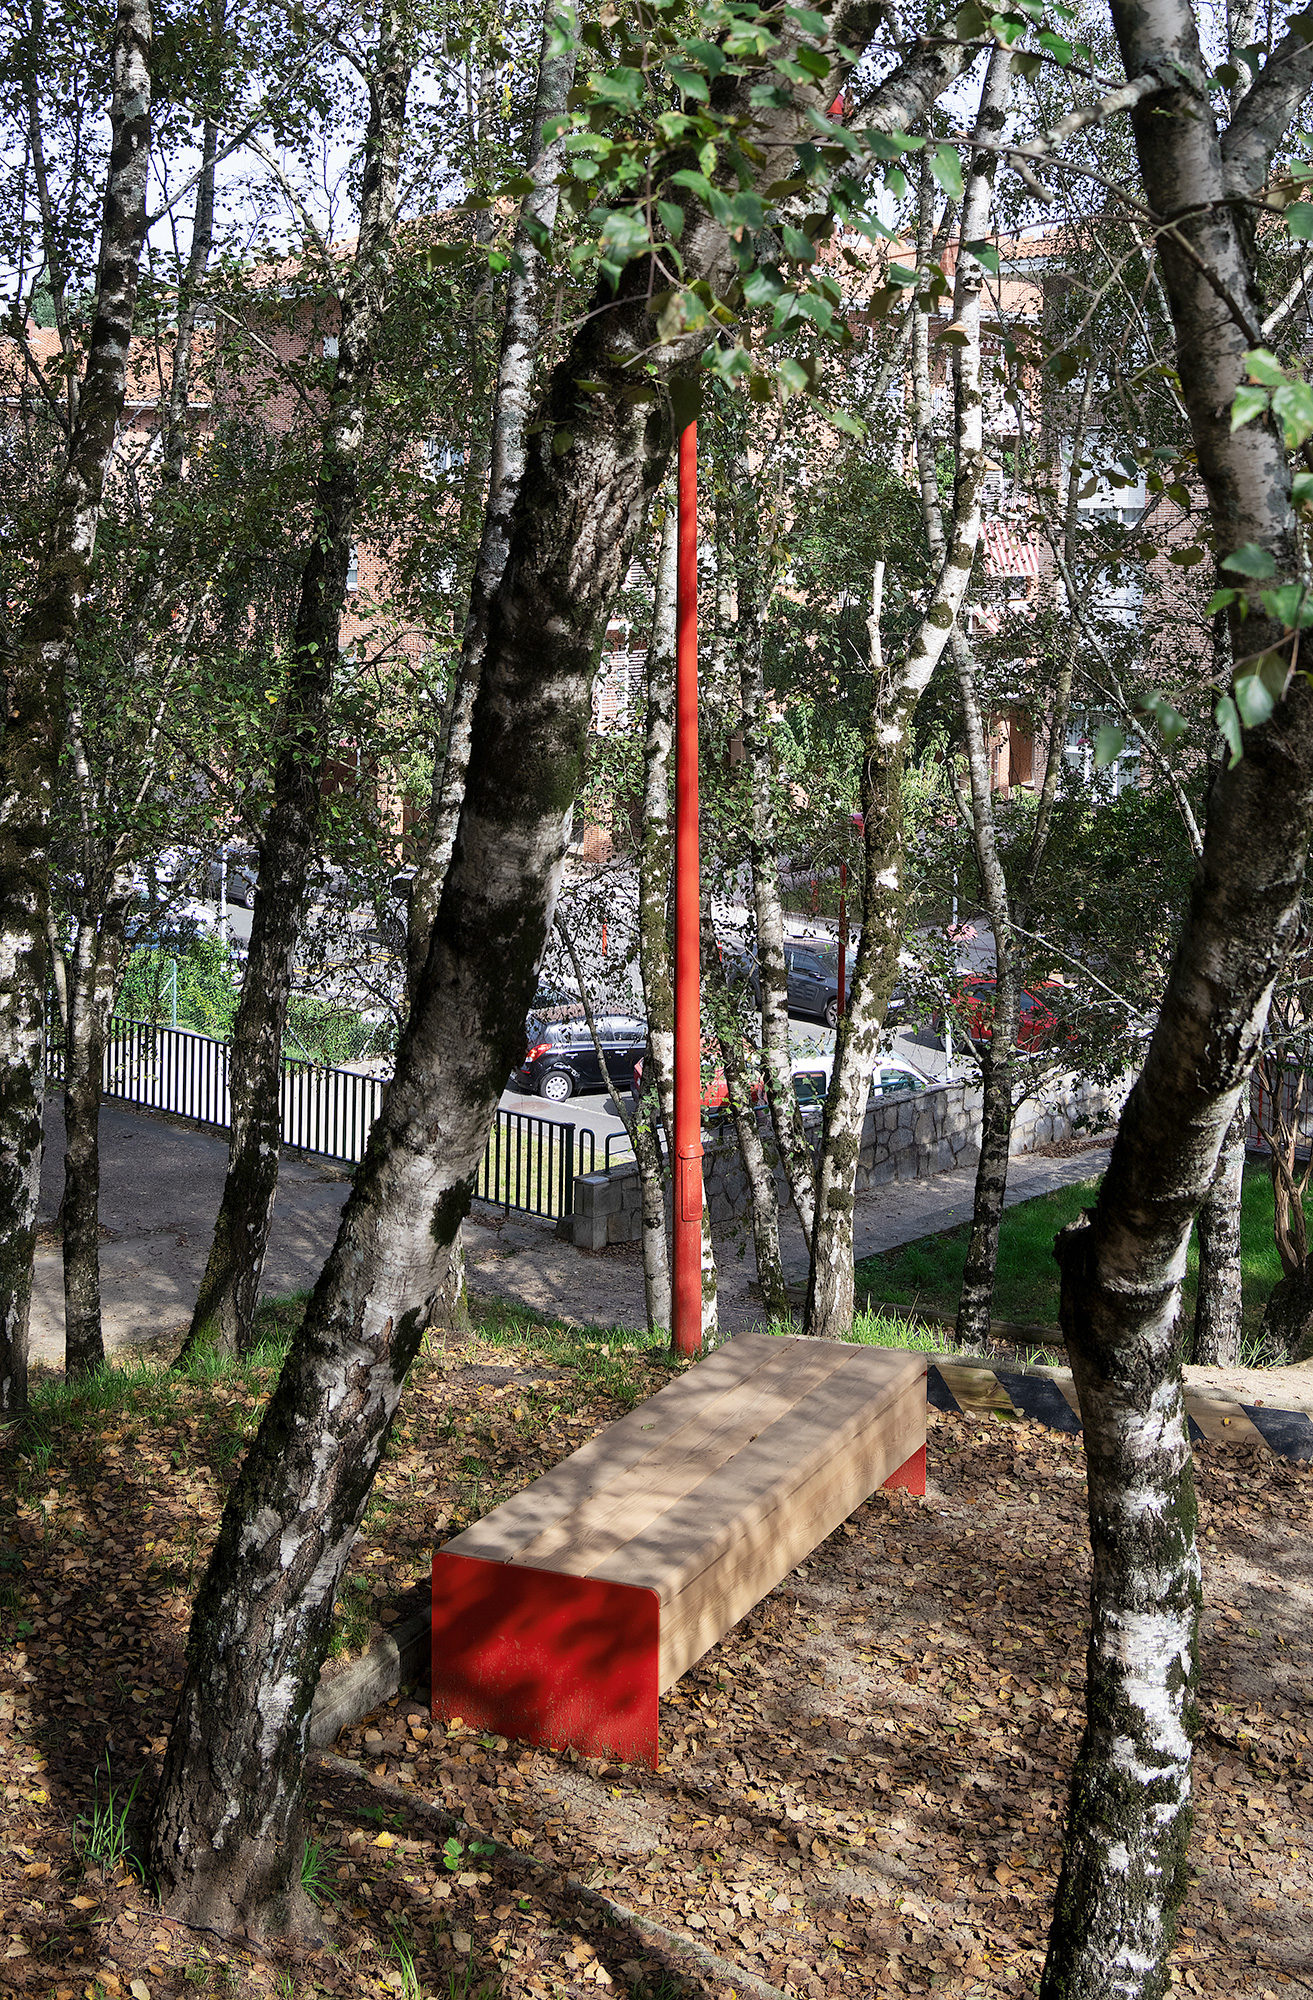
[1,1304,1310,2000]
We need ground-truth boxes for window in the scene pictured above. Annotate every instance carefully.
[346,545,359,593]
[323,334,339,359]
[423,438,467,479]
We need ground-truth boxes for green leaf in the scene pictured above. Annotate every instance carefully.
[683,39,726,77]
[729,189,765,230]
[1230,383,1270,431]
[656,200,684,239]
[1038,29,1073,61]
[1220,542,1276,578]
[989,12,1030,45]
[1093,724,1125,769]
[1244,346,1286,386]
[1273,379,1313,448]
[1284,201,1313,239]
[668,64,711,101]
[785,6,831,33]
[599,209,652,270]
[741,265,784,307]
[886,261,917,286]
[1012,50,1043,79]
[1215,693,1243,766]
[776,356,810,396]
[588,66,643,112]
[1139,689,1189,745]
[1205,588,1238,615]
[829,407,867,437]
[866,129,912,161]
[792,289,834,331]
[781,224,817,263]
[795,45,831,79]
[930,144,964,202]
[963,239,1000,275]
[884,164,907,198]
[953,1,989,35]
[1234,671,1276,728]
[1293,471,1313,506]
[552,428,574,456]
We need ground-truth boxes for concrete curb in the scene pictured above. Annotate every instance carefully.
[308,1608,431,1748]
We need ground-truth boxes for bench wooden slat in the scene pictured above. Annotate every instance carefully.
[652,1373,925,1688]
[445,1335,784,1565]
[431,1332,926,1765]
[508,1338,853,1576]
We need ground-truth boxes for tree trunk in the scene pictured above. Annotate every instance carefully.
[804,49,1012,1340]
[952,629,1022,1351]
[952,370,1089,1351]
[0,0,151,1418]
[734,437,816,1239]
[702,909,789,1317]
[634,501,680,1339]
[182,16,411,1362]
[1041,3,1313,1986]
[405,6,577,1006]
[1192,1094,1246,1365]
[1258,1260,1313,1363]
[146,33,971,1929]
[60,898,129,1378]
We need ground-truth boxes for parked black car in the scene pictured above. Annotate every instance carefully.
[203,844,259,908]
[746,940,844,1028]
[510,1012,648,1103]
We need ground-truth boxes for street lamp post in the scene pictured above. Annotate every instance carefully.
[672,418,703,1358]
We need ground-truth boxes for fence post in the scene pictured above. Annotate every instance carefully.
[563,1121,575,1218]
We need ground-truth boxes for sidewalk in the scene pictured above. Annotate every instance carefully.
[464,1145,1112,1335]
[33,1101,1106,1362]
[32,1104,1313,1455]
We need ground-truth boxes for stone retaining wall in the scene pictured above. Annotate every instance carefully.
[566,1072,1126,1251]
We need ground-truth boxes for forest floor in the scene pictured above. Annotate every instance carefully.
[2,1304,1310,2000]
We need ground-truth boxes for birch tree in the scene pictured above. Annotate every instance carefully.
[1036,2,1313,1989]
[804,46,1013,1338]
[0,0,152,1416]
[182,5,414,1361]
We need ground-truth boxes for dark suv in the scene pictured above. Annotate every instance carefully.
[510,1012,648,1103]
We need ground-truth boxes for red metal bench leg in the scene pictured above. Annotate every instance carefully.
[882,1442,926,1495]
[431,1551,661,1767]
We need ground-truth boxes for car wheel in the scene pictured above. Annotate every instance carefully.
[824,997,839,1029]
[538,1070,574,1103]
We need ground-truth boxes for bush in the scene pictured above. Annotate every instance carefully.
[116,935,240,1039]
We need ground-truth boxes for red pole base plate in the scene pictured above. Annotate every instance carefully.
[431,1551,661,1767]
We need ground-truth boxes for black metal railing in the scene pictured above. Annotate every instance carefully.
[475,1109,600,1219]
[46,1018,602,1218]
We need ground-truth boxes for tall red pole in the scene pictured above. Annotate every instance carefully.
[672,420,703,1357]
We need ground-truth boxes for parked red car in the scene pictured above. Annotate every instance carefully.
[950,976,1074,1052]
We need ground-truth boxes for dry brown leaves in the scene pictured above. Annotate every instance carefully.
[1,1335,1310,2000]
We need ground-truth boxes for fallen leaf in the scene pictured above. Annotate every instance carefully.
[373,1830,396,1848]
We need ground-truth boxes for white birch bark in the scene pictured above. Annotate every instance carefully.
[0,0,152,1417]
[803,48,1012,1340]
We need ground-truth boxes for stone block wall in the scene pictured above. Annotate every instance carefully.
[564,1070,1127,1250]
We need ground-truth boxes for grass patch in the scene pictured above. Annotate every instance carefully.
[855,1163,1307,1359]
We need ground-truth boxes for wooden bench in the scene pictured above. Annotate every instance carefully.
[429,1331,925,1766]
